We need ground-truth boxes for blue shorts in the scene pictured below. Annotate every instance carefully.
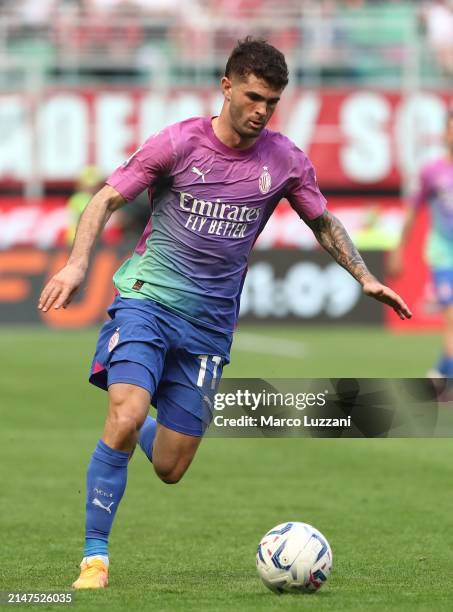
[432,269,453,306]
[89,296,232,437]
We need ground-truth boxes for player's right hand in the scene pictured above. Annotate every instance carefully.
[38,264,86,312]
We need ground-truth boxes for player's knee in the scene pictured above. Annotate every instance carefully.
[108,395,145,433]
[107,410,140,440]
[153,462,185,485]
[120,414,140,437]
[158,472,182,485]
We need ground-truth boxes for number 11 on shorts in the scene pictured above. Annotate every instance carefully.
[197,355,222,389]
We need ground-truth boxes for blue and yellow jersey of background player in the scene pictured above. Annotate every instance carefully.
[389,111,453,377]
[66,166,124,246]
[66,166,103,245]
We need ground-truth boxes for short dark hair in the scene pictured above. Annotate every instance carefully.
[225,37,289,90]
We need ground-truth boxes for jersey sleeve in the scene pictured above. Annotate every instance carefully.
[285,147,327,221]
[106,126,175,202]
[411,164,431,209]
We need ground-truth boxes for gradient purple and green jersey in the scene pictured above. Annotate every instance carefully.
[412,157,453,268]
[107,116,326,333]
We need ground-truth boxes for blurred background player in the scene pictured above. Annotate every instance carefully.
[389,111,453,378]
[66,166,103,245]
[422,0,453,77]
[66,165,124,247]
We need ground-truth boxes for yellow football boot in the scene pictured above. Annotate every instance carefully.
[72,557,109,589]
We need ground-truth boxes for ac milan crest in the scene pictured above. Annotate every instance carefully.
[259,166,272,194]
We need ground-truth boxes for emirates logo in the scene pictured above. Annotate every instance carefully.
[259,166,272,194]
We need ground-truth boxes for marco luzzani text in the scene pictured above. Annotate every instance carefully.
[211,390,352,429]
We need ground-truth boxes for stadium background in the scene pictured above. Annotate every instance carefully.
[1,1,453,610]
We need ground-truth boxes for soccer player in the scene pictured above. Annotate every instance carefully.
[38,37,411,589]
[389,110,453,377]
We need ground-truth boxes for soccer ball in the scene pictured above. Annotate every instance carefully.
[256,521,332,593]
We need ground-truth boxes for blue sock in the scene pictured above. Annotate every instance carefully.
[84,538,108,558]
[83,439,129,558]
[437,355,453,377]
[138,415,157,462]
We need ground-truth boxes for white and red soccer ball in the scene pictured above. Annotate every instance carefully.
[256,521,332,594]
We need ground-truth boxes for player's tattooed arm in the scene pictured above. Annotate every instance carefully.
[305,210,412,320]
[305,210,375,284]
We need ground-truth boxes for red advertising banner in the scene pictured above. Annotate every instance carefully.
[0,197,122,249]
[0,198,443,330]
[0,88,451,189]
[0,196,403,250]
[256,198,403,251]
[0,197,67,249]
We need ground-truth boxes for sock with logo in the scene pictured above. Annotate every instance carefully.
[83,439,129,559]
[437,354,453,377]
[138,415,157,462]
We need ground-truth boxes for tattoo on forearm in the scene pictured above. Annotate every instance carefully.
[307,211,373,283]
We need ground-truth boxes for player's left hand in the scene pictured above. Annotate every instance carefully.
[361,279,412,320]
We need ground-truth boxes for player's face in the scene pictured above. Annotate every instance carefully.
[223,73,283,139]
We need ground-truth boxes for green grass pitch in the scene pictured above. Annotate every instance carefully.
[1,325,452,611]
